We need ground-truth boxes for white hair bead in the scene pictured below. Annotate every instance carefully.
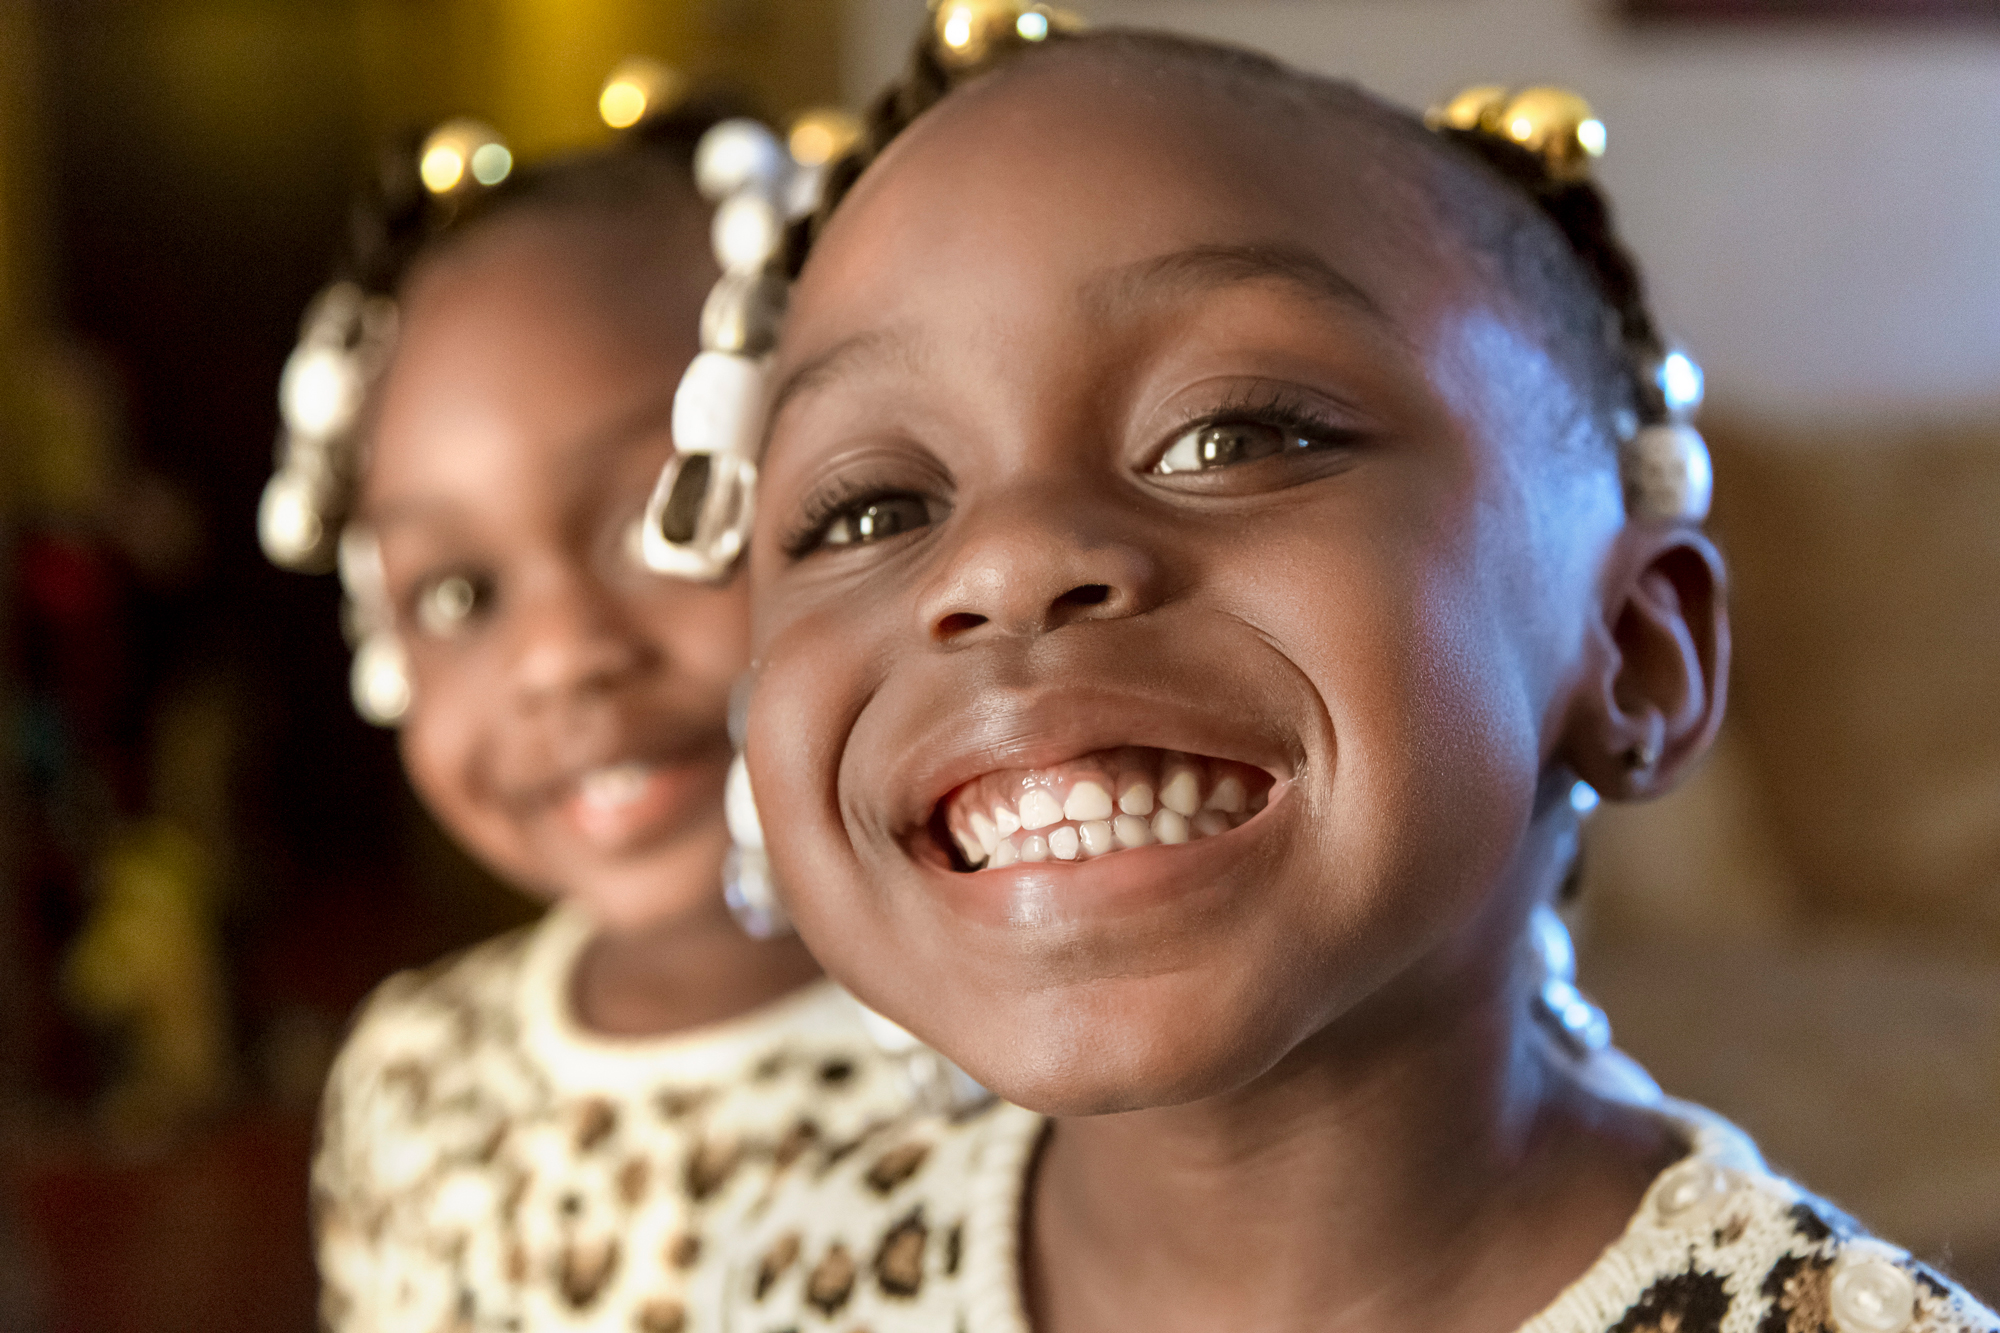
[712,192,785,274]
[1657,348,1705,420]
[257,469,328,568]
[672,351,770,460]
[1623,423,1713,524]
[279,343,367,439]
[350,633,412,726]
[693,118,789,202]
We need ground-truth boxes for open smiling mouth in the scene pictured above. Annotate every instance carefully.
[937,747,1276,871]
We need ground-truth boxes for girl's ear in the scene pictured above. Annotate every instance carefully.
[1560,527,1730,800]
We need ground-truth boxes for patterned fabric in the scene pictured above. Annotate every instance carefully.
[719,1095,1999,1333]
[313,906,910,1333]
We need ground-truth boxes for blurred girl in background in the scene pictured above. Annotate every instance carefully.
[260,78,910,1331]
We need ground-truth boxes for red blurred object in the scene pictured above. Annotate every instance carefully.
[13,1113,318,1333]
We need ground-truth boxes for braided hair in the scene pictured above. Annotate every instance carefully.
[785,23,1686,454]
[263,84,748,723]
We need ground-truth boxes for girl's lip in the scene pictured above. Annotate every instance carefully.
[554,759,723,854]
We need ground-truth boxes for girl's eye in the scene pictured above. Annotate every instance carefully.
[1154,420,1325,475]
[817,494,934,549]
[414,573,488,637]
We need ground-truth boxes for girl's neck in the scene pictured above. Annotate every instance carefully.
[1023,986,1678,1333]
[569,900,823,1039]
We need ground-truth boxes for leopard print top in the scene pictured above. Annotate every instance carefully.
[716,1095,1998,1333]
[312,906,911,1333]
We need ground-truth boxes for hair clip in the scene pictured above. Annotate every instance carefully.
[639,106,863,581]
[1428,85,1710,525]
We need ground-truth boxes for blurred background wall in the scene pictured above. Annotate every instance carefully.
[0,0,1994,1327]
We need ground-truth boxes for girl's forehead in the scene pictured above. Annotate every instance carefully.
[787,51,1473,354]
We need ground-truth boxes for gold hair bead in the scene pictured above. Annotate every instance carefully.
[598,57,689,131]
[418,118,511,195]
[1424,84,1512,135]
[788,108,863,169]
[1426,85,1605,184]
[1498,87,1605,183]
[929,0,1080,73]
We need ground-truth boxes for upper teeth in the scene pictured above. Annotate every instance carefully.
[943,749,1269,872]
[580,763,652,810]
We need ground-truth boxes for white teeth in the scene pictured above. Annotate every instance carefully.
[1204,775,1246,814]
[955,828,988,866]
[1192,809,1231,839]
[954,756,1267,872]
[1019,790,1064,831]
[1160,764,1201,817]
[970,811,999,856]
[1117,780,1154,817]
[1063,781,1114,822]
[1113,814,1153,849]
[579,763,652,809]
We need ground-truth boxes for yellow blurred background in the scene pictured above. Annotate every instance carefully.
[1,0,1995,1327]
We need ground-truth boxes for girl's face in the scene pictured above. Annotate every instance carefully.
[363,204,749,933]
[748,55,1630,1114]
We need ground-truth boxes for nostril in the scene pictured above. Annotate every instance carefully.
[935,611,988,640]
[1057,584,1112,609]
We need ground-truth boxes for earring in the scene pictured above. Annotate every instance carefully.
[723,754,789,939]
[722,672,790,939]
[1529,904,1611,1055]
[337,529,411,727]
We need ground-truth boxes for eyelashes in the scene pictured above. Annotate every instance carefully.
[780,478,942,559]
[780,385,1366,559]
[1152,387,1363,477]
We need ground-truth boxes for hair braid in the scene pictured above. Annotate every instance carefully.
[1437,128,1671,423]
[787,38,965,278]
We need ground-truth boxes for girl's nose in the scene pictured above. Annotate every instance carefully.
[508,573,656,706]
[916,482,1165,646]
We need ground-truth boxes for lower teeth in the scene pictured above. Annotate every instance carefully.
[962,804,1250,870]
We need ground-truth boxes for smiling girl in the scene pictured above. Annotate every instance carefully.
[268,103,910,1332]
[636,15,1996,1333]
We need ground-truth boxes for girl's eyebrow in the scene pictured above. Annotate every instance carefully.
[767,328,923,427]
[1092,242,1383,320]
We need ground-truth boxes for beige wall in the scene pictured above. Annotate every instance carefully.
[843,0,2000,422]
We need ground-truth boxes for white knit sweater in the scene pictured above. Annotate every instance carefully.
[313,906,911,1333]
[716,1092,1997,1333]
